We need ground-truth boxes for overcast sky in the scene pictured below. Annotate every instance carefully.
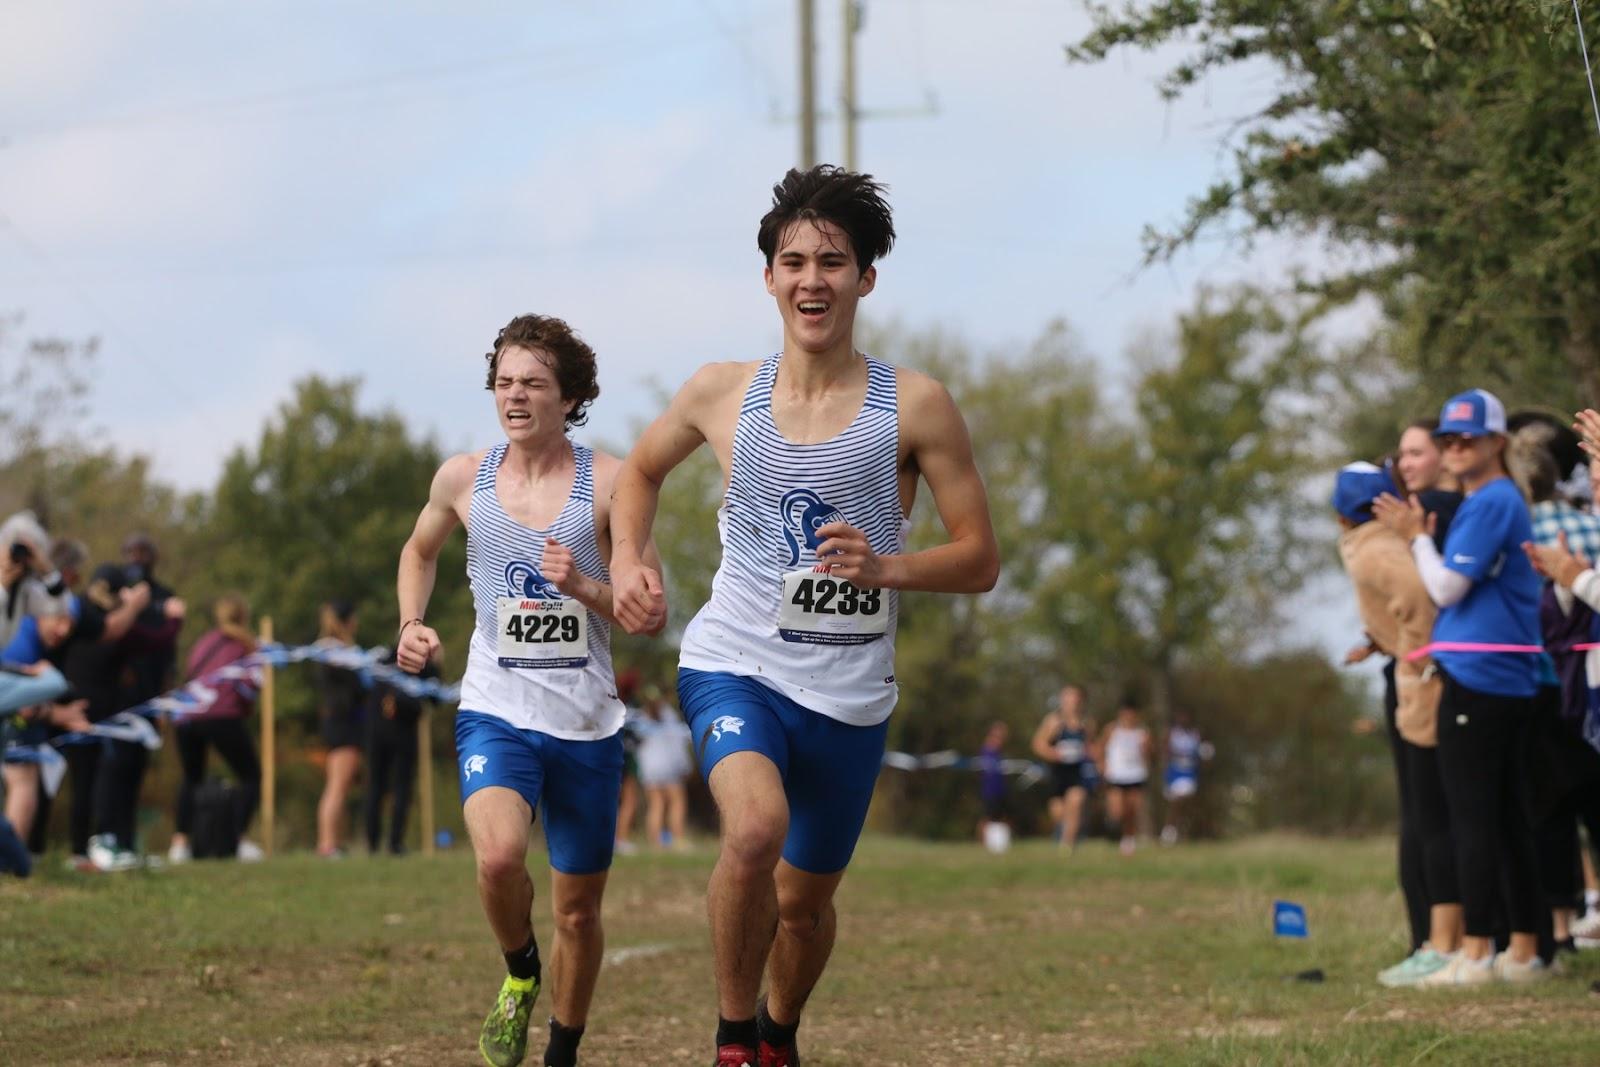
[0,1,1374,676]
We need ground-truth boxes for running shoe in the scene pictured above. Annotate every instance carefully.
[235,839,265,863]
[714,1043,758,1067]
[1417,952,1494,988]
[87,834,141,872]
[1377,947,1451,987]
[1572,910,1600,949]
[167,839,192,864]
[759,1039,801,1066]
[1490,951,1549,984]
[478,974,539,1067]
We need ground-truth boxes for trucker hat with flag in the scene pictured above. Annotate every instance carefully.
[1435,389,1507,436]
[1331,461,1399,523]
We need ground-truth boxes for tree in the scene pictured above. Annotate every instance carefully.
[1068,0,1600,407]
[204,377,464,671]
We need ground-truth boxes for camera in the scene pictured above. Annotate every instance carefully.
[9,542,33,565]
[124,563,149,586]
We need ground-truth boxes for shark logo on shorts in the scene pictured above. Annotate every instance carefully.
[464,754,488,779]
[779,488,847,566]
[505,560,562,600]
[709,715,745,744]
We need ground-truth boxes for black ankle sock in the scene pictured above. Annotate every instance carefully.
[757,999,798,1049]
[716,1016,759,1049]
[505,936,541,982]
[543,1017,584,1067]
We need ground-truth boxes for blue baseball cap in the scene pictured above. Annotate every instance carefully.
[1435,389,1507,437]
[1331,461,1399,523]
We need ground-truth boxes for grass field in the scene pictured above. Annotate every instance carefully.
[3,834,1599,1066]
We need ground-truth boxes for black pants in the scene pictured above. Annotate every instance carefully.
[1384,663,1431,950]
[95,738,148,848]
[1435,672,1545,939]
[175,718,261,837]
[365,717,418,854]
[62,740,102,856]
[1528,691,1600,909]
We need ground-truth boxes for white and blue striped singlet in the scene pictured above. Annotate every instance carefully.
[679,354,909,726]
[457,442,624,741]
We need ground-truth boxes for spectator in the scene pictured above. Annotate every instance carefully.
[1333,459,1460,986]
[91,534,184,869]
[314,599,365,858]
[46,564,150,869]
[365,646,436,856]
[167,593,264,864]
[1374,389,1548,985]
[976,720,1010,852]
[614,669,642,856]
[633,685,693,850]
[0,511,70,649]
[1031,685,1091,853]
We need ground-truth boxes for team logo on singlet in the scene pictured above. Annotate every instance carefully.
[464,754,488,779]
[779,488,846,566]
[505,560,563,600]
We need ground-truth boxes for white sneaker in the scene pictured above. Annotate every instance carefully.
[1159,825,1179,846]
[1491,951,1549,984]
[1377,947,1451,987]
[235,839,265,863]
[1119,836,1137,856]
[167,840,192,864]
[1572,910,1600,949]
[88,834,138,872]
[1418,952,1494,988]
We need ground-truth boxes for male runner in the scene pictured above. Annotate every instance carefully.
[609,165,1000,1067]
[397,314,660,1067]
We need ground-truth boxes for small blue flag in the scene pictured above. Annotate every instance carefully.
[1273,900,1308,938]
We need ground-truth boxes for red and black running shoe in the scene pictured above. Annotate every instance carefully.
[759,1039,800,1067]
[715,1043,758,1067]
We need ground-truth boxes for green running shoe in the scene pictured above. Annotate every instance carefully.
[479,974,539,1067]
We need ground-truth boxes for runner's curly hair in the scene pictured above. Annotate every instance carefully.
[484,314,601,429]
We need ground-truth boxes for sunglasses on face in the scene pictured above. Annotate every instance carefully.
[1436,433,1483,449]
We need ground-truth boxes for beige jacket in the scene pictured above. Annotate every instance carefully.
[1338,521,1441,747]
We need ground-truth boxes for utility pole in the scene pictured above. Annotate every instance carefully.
[798,0,817,167]
[841,0,859,170]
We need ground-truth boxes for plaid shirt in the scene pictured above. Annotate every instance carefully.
[1530,500,1600,562]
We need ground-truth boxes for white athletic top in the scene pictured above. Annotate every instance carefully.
[457,443,625,740]
[1104,724,1150,785]
[679,354,908,726]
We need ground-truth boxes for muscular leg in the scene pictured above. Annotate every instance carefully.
[547,869,608,1027]
[765,862,844,1027]
[707,751,789,1021]
[465,786,537,952]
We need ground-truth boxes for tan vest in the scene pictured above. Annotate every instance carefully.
[1339,521,1441,747]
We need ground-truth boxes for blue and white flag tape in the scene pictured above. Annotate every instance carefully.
[880,749,1047,787]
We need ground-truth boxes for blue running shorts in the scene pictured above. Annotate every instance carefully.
[677,668,889,874]
[454,710,623,875]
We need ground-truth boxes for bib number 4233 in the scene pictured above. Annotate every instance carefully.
[778,570,889,645]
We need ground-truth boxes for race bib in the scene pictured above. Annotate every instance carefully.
[496,596,587,668]
[778,569,888,645]
[1055,738,1085,763]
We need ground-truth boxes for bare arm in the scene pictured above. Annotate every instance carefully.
[395,454,472,672]
[610,364,741,635]
[817,373,1000,593]
[544,452,664,628]
[1030,712,1062,763]
[102,583,152,642]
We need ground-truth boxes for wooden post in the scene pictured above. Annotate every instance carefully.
[260,616,275,857]
[418,705,435,856]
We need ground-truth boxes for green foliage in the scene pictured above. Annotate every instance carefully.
[1068,0,1600,405]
